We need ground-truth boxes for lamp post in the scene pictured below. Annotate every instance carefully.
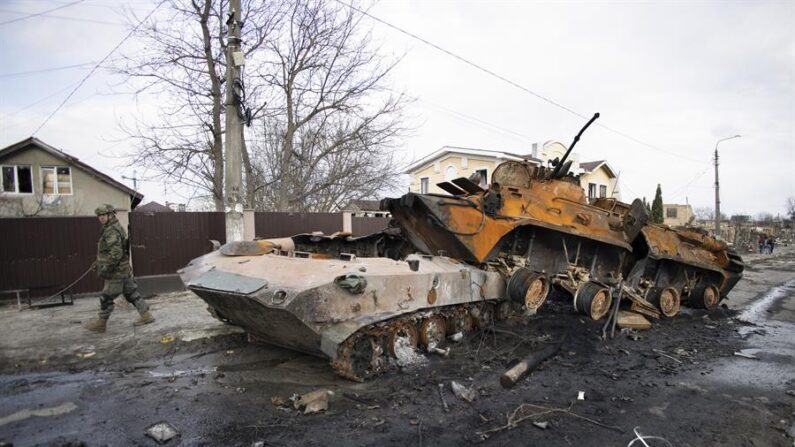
[714,135,741,238]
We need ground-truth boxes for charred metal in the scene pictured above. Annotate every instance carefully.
[179,116,744,381]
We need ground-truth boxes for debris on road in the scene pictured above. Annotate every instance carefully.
[627,426,672,447]
[145,421,180,445]
[270,395,289,407]
[294,389,334,414]
[159,334,176,344]
[733,351,759,360]
[476,402,623,440]
[532,421,550,430]
[577,391,586,401]
[451,381,476,403]
[500,342,560,388]
[438,383,450,412]
[617,311,652,330]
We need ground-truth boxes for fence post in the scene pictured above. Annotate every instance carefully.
[243,209,255,240]
[342,212,353,233]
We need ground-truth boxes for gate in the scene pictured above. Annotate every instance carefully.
[130,212,225,276]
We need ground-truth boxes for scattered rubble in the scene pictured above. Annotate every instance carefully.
[450,381,476,403]
[617,311,652,330]
[294,389,334,414]
[145,422,180,444]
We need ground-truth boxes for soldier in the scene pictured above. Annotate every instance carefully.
[84,204,154,333]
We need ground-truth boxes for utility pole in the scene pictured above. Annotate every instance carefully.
[224,0,245,242]
[122,170,138,191]
[713,135,741,239]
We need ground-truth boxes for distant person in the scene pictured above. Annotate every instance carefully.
[84,204,154,333]
[758,234,766,254]
[767,237,775,254]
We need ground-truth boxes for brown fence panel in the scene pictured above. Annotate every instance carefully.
[254,212,343,238]
[0,217,103,295]
[352,216,391,236]
[130,212,225,276]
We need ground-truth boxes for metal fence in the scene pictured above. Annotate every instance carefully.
[352,216,391,236]
[254,212,344,238]
[1,212,391,297]
[130,212,225,276]
[0,216,102,295]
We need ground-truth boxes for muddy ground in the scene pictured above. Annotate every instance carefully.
[1,247,794,446]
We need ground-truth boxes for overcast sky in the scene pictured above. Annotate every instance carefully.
[1,0,793,216]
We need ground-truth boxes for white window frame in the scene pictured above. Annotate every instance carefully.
[40,166,73,196]
[420,177,430,194]
[1,164,34,195]
[474,167,489,188]
[599,184,607,198]
[588,182,597,199]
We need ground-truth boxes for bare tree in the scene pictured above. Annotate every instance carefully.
[247,0,410,212]
[786,196,795,220]
[694,206,714,221]
[755,212,774,224]
[115,0,281,210]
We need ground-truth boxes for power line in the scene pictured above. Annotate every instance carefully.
[0,8,125,26]
[411,95,537,143]
[0,0,85,26]
[0,61,97,78]
[335,0,709,165]
[31,1,164,136]
[1,79,83,119]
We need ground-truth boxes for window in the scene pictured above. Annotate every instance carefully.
[445,165,457,182]
[587,183,597,199]
[475,168,488,188]
[599,185,607,198]
[667,207,678,218]
[1,165,33,194]
[420,177,429,194]
[41,166,72,195]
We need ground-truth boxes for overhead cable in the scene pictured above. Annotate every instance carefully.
[334,0,708,164]
[0,0,85,26]
[0,61,98,78]
[31,1,165,136]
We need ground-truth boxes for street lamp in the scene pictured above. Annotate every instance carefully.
[714,135,741,238]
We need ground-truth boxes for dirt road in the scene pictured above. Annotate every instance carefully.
[1,247,793,446]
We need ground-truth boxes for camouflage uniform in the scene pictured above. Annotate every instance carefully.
[95,205,149,320]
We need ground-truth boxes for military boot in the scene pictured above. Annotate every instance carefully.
[84,318,107,333]
[133,311,155,326]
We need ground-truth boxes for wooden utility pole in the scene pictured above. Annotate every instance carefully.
[224,0,245,242]
[713,135,741,239]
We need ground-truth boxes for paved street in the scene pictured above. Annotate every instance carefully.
[1,247,794,446]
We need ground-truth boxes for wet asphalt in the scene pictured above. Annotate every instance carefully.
[0,248,793,446]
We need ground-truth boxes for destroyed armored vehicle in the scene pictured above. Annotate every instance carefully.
[179,114,743,380]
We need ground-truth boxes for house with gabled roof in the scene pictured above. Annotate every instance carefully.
[579,160,620,201]
[404,142,620,200]
[0,137,143,217]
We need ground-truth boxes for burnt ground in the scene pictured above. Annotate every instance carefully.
[0,247,794,446]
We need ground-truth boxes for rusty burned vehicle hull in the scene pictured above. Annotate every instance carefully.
[179,106,743,381]
[179,160,744,381]
[179,231,508,380]
[384,160,645,321]
[591,198,744,317]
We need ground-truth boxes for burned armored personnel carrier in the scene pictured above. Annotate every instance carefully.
[179,114,743,380]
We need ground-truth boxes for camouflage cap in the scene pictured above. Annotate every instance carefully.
[94,204,116,216]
